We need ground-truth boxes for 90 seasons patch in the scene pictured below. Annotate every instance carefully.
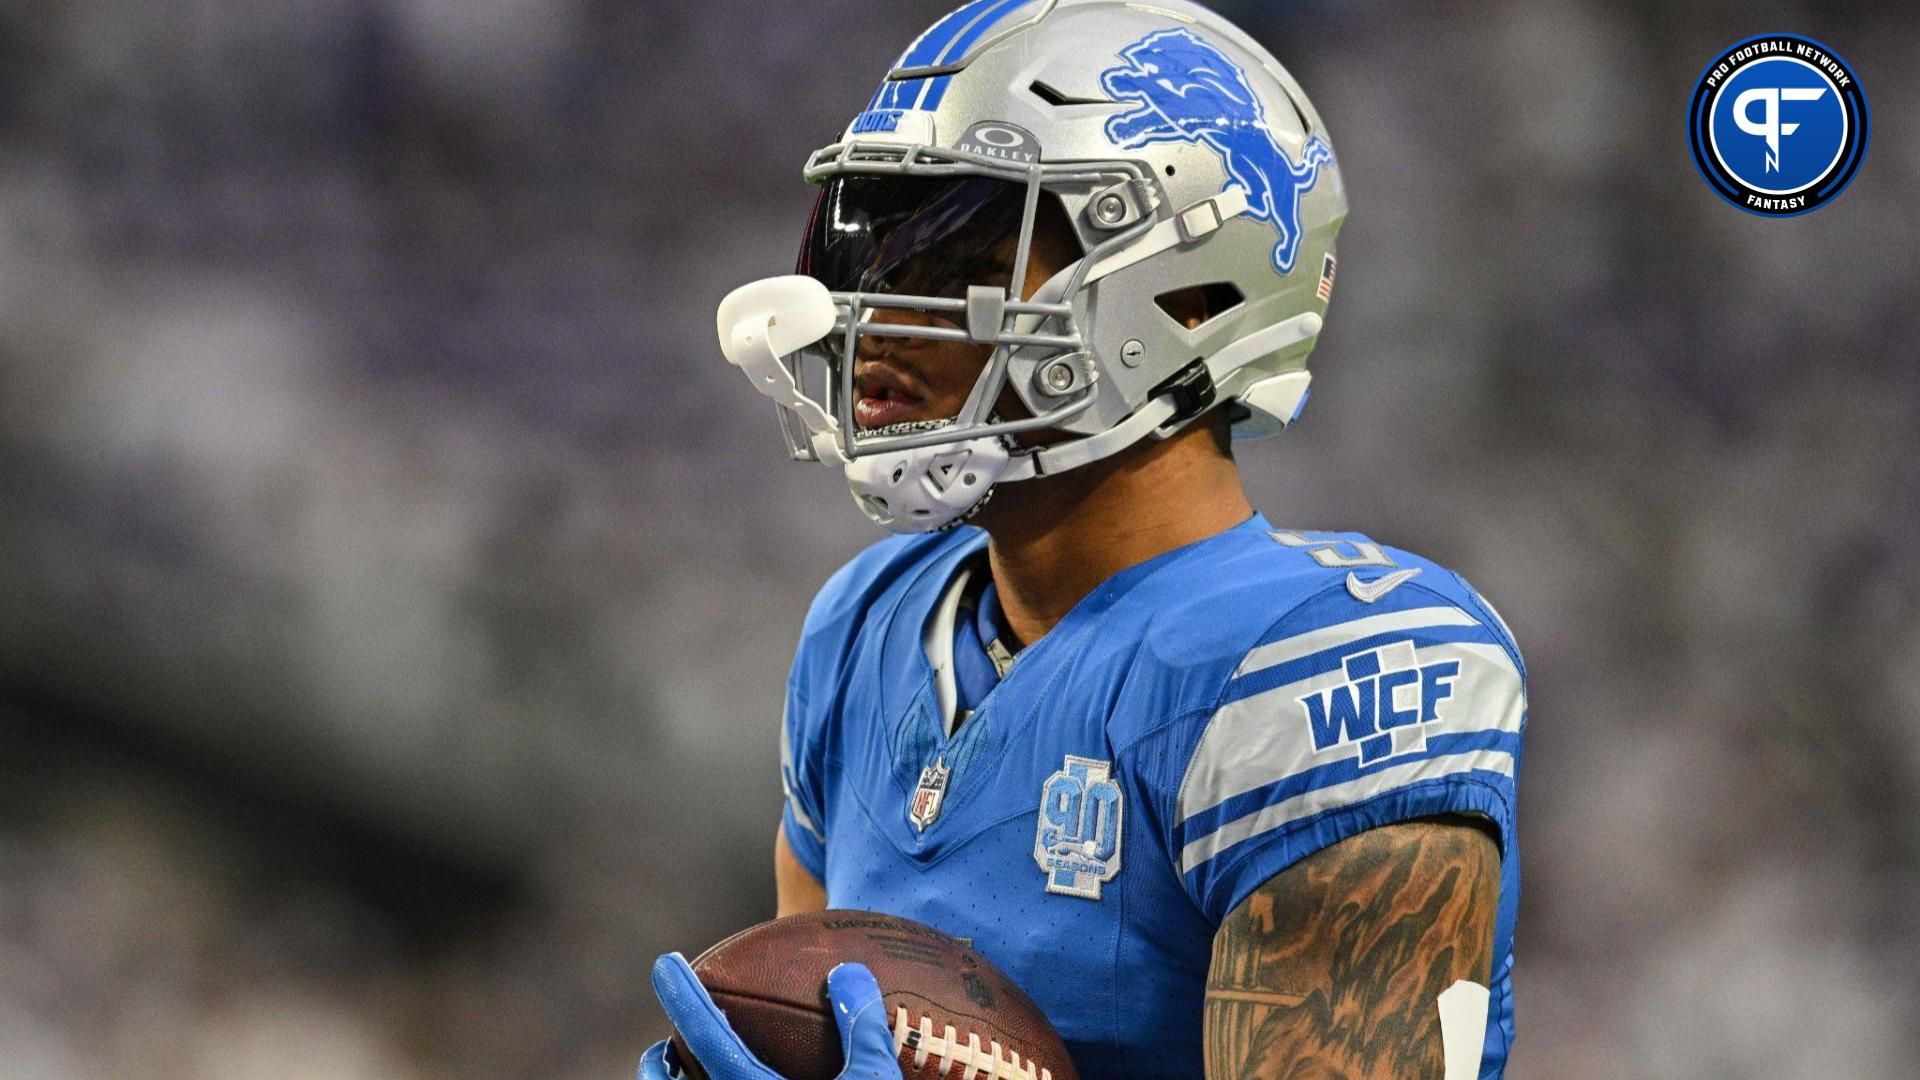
[1034,755,1123,899]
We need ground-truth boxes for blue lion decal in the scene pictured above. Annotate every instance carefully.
[1100,28,1333,274]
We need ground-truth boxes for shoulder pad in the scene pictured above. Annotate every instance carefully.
[1105,525,1524,746]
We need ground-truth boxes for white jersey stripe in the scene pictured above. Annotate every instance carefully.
[1180,640,1525,828]
[1232,606,1480,680]
[780,695,826,843]
[1178,746,1514,873]
[786,793,825,843]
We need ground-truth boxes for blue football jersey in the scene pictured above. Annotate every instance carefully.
[779,512,1526,1078]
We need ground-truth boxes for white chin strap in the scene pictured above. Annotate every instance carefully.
[716,274,1320,534]
[842,427,1011,533]
[846,394,1215,533]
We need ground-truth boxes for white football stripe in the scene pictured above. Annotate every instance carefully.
[1178,640,1525,828]
[1179,745,1516,873]
[1233,606,1480,679]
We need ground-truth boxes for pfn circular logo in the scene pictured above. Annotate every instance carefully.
[1688,35,1868,217]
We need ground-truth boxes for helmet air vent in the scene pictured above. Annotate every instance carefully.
[1028,80,1111,108]
[1154,282,1245,330]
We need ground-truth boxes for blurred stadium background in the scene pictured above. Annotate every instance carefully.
[1,0,1915,1076]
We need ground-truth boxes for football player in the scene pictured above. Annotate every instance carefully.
[644,2,1527,1077]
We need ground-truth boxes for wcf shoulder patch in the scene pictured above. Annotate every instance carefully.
[1300,641,1460,766]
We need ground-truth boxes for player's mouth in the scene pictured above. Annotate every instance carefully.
[854,362,933,430]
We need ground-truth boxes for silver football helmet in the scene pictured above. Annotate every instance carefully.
[717,0,1347,532]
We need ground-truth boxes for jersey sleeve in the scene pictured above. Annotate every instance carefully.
[779,677,828,882]
[774,531,941,886]
[776,552,859,887]
[1163,580,1527,924]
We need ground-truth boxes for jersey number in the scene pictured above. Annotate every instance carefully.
[1271,530,1396,568]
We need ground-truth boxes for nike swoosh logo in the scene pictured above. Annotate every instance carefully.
[1347,567,1422,604]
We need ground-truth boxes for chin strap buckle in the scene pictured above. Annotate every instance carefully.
[1152,359,1217,430]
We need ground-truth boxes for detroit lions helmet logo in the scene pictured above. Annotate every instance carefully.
[1101,28,1333,274]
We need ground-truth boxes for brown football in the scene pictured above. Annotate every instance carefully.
[666,910,1077,1080]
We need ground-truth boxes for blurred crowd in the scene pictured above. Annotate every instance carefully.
[0,0,1915,1076]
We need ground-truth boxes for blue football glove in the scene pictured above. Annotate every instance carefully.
[638,951,903,1080]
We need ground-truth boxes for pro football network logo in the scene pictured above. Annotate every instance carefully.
[1299,642,1459,767]
[1101,28,1332,273]
[1033,755,1122,900]
[1687,34,1869,217]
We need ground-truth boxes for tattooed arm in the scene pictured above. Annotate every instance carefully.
[1203,816,1501,1080]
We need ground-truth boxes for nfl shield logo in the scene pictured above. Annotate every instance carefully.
[909,759,950,831]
